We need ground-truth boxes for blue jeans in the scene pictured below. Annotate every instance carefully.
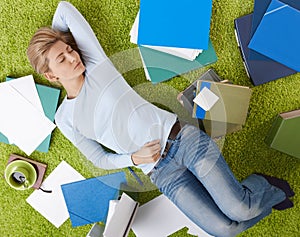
[149,124,286,237]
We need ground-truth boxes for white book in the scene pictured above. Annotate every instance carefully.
[130,11,202,61]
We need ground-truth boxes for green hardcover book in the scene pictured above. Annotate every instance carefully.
[0,77,60,152]
[192,80,252,125]
[265,109,300,159]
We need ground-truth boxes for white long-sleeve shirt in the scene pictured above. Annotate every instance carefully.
[53,1,177,174]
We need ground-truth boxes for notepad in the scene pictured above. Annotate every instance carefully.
[248,0,300,71]
[137,0,213,49]
[61,172,127,227]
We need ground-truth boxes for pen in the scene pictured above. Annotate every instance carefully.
[127,167,144,186]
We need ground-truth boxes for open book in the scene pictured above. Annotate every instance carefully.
[103,193,139,237]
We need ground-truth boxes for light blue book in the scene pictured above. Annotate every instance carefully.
[61,172,127,227]
[249,0,300,60]
[138,0,213,49]
[139,40,217,84]
[248,0,300,71]
[0,77,60,152]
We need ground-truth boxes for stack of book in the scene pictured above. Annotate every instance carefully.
[178,69,252,137]
[234,0,300,86]
[130,0,217,83]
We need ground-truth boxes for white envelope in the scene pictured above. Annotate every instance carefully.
[193,86,219,111]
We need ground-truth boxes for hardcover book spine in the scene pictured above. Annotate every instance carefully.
[265,115,284,147]
[234,20,251,79]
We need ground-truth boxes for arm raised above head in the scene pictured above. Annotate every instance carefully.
[52,1,107,67]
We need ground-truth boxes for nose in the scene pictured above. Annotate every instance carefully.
[66,52,76,63]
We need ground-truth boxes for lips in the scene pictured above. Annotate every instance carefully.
[74,61,81,70]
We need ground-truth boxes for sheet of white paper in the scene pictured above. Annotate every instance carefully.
[26,161,85,228]
[193,86,219,111]
[131,194,213,237]
[130,11,202,61]
[7,75,44,113]
[138,47,151,81]
[0,83,55,155]
[104,193,139,237]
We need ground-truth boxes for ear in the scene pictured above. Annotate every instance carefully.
[43,72,58,82]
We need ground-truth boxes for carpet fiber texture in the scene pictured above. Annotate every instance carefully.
[0,0,299,236]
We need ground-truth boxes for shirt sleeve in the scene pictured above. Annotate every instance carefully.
[52,1,107,67]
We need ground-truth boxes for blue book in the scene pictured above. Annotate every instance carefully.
[137,0,212,49]
[249,0,300,60]
[0,77,60,152]
[61,172,126,227]
[234,14,296,85]
[248,0,300,72]
[139,39,217,84]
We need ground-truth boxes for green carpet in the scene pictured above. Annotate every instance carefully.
[0,0,299,236]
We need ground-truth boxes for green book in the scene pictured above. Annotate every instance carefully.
[0,77,60,152]
[192,80,252,125]
[265,109,300,159]
[139,39,217,83]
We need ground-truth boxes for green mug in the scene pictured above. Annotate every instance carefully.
[4,160,37,190]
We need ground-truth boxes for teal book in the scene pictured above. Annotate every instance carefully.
[0,77,60,152]
[138,0,213,49]
[61,172,127,227]
[265,109,300,159]
[139,40,217,83]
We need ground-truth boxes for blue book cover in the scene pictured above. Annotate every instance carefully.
[249,0,300,60]
[234,14,296,85]
[0,77,60,152]
[137,0,212,49]
[139,39,217,84]
[61,172,127,227]
[248,0,300,72]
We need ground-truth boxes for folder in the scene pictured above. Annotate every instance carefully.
[234,14,296,85]
[137,0,213,49]
[61,172,126,227]
[248,0,300,72]
[249,0,300,60]
[139,40,217,84]
[0,76,60,152]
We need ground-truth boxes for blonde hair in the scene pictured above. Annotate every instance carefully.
[27,27,80,74]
